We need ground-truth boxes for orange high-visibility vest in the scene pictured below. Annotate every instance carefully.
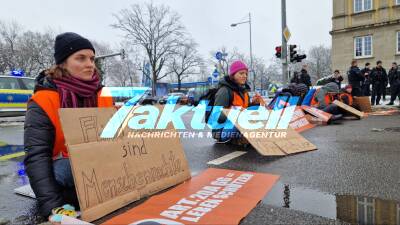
[30,89,113,159]
[338,93,353,106]
[231,91,249,108]
[310,89,333,108]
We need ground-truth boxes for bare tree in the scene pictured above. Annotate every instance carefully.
[112,2,186,96]
[167,40,202,91]
[208,47,248,77]
[266,57,283,83]
[306,45,332,82]
[16,30,54,76]
[92,41,142,87]
[0,20,23,72]
[107,58,139,87]
[0,21,55,77]
[197,63,209,82]
[252,56,270,90]
[209,47,271,90]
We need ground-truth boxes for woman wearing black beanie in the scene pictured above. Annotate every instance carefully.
[23,32,114,223]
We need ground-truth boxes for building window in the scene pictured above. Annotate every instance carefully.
[354,0,373,13]
[397,0,400,6]
[397,32,400,54]
[354,35,373,58]
[357,197,375,225]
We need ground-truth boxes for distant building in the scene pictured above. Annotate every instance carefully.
[331,0,400,74]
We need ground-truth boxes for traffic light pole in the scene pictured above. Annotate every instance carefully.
[281,0,288,84]
[249,13,255,91]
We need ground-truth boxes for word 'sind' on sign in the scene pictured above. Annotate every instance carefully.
[59,108,191,222]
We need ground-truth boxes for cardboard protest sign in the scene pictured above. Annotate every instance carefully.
[222,108,317,156]
[305,114,326,125]
[59,108,191,222]
[289,117,315,133]
[103,168,280,225]
[353,96,372,112]
[301,105,332,123]
[289,107,315,133]
[332,100,364,119]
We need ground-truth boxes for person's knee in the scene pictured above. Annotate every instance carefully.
[53,159,74,188]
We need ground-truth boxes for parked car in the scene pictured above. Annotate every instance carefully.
[187,86,209,106]
[0,75,34,117]
[187,88,195,106]
[139,92,158,105]
[158,92,186,104]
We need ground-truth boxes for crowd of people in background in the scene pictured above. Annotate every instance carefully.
[347,60,400,106]
[290,59,400,107]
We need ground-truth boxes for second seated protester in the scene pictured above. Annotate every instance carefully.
[211,60,264,145]
[310,82,354,122]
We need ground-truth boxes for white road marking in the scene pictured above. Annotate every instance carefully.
[207,151,247,165]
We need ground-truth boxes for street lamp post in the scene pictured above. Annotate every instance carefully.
[231,13,255,91]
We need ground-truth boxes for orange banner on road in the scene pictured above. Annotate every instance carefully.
[290,107,315,133]
[103,168,279,225]
[302,105,332,123]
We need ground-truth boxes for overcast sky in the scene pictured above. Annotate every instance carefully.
[0,0,332,64]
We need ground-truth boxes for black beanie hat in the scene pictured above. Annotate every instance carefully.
[54,32,95,64]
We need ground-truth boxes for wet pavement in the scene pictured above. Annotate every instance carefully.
[0,109,400,224]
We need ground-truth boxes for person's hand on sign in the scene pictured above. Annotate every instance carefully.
[251,93,266,106]
[48,204,79,224]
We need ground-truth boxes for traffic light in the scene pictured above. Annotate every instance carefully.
[275,46,282,59]
[289,45,297,62]
[289,44,307,63]
[295,54,307,62]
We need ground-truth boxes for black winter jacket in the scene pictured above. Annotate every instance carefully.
[370,67,388,87]
[24,71,102,216]
[388,67,400,85]
[296,69,311,88]
[24,71,65,217]
[360,67,371,85]
[348,66,364,88]
[213,76,252,127]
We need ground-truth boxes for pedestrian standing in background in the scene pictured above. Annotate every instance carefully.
[387,62,400,105]
[360,62,371,96]
[290,71,300,84]
[299,64,312,89]
[330,70,344,89]
[347,60,364,97]
[370,60,388,105]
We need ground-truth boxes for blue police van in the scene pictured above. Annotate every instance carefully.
[0,75,35,117]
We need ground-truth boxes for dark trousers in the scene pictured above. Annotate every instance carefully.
[53,158,79,209]
[390,84,400,103]
[362,84,370,96]
[351,87,363,97]
[371,85,383,105]
[321,104,342,115]
[383,85,387,100]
